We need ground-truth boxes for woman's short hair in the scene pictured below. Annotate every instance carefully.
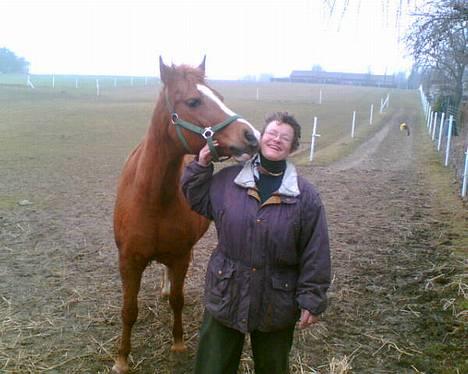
[262,112,301,152]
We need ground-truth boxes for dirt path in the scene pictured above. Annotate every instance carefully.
[0,107,465,373]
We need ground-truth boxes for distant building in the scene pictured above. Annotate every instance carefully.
[272,70,396,87]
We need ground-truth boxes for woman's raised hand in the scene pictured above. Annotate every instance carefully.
[197,141,218,167]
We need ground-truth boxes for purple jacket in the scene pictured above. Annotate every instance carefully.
[182,157,331,333]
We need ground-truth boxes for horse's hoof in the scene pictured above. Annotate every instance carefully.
[112,358,129,374]
[171,342,187,352]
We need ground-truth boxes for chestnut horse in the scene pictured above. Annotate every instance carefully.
[112,57,259,373]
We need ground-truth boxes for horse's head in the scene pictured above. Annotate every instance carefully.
[160,56,259,161]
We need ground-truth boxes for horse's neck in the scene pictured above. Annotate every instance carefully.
[137,107,185,204]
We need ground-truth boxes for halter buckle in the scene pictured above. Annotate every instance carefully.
[201,127,215,139]
[171,113,179,125]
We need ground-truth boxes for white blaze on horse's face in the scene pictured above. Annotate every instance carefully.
[196,84,260,140]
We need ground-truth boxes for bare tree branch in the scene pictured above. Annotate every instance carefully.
[405,0,467,106]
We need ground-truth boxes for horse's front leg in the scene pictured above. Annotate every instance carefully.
[167,255,190,352]
[113,254,148,374]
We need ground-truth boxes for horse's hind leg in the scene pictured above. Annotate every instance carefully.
[168,255,190,352]
[160,265,171,298]
[113,254,148,374]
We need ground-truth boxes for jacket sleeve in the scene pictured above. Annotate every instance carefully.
[181,160,215,220]
[296,188,331,316]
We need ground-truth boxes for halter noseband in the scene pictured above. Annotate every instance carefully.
[165,88,241,162]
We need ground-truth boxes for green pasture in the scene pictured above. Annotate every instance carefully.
[0,81,418,209]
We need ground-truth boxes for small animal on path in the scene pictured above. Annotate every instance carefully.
[112,56,259,374]
[400,122,410,136]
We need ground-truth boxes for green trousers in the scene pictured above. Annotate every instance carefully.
[194,312,295,374]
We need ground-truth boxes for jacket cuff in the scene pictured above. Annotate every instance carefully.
[191,159,214,171]
[297,294,328,316]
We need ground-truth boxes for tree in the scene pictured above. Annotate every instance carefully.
[0,48,30,74]
[405,0,467,108]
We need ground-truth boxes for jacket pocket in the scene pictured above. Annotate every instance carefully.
[205,254,236,320]
[264,274,300,329]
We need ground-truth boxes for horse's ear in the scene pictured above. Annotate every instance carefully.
[159,56,171,84]
[198,55,206,74]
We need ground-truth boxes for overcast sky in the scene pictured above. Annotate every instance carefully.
[0,0,420,79]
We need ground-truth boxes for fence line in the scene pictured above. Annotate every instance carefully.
[10,74,160,90]
[419,85,467,199]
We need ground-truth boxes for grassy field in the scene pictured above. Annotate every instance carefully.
[0,78,398,178]
[0,78,412,214]
[3,81,465,373]
[0,81,401,211]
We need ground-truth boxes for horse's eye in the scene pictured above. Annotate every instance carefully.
[186,98,201,108]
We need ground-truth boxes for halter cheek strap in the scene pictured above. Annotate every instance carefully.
[165,89,241,162]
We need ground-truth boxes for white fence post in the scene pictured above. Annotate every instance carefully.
[96,79,100,96]
[431,112,438,141]
[428,111,434,135]
[27,75,35,88]
[380,94,389,113]
[462,147,468,198]
[426,109,432,129]
[52,75,55,88]
[351,111,356,138]
[369,104,373,125]
[319,89,322,104]
[75,78,79,89]
[309,116,320,161]
[445,115,453,167]
[420,86,428,113]
[437,112,445,151]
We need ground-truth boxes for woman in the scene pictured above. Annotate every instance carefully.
[182,112,331,374]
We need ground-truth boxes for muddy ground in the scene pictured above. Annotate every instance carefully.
[0,106,466,373]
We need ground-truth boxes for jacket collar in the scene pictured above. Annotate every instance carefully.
[233,154,300,197]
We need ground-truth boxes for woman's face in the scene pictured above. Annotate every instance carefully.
[260,121,294,161]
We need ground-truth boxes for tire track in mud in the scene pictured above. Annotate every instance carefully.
[330,120,392,171]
